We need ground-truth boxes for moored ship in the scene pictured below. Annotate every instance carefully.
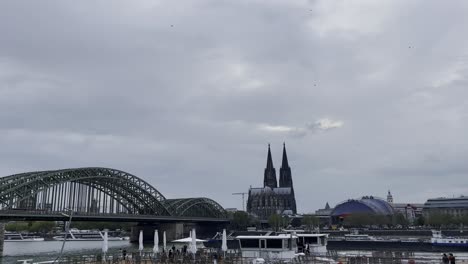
[53,229,129,241]
[431,230,468,248]
[327,230,468,252]
[4,232,44,242]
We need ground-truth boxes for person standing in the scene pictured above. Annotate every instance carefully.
[442,253,449,264]
[449,253,455,264]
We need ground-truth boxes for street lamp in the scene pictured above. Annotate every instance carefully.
[55,208,73,263]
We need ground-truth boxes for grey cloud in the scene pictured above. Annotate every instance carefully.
[1,0,468,212]
[257,118,344,137]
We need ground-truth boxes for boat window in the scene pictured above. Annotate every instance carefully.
[266,239,283,249]
[260,239,266,248]
[286,238,296,249]
[240,239,260,248]
[303,237,318,244]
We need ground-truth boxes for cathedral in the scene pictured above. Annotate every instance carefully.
[247,144,297,220]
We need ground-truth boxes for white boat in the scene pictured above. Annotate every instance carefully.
[53,230,129,241]
[237,234,298,260]
[4,232,44,242]
[236,231,330,261]
[431,230,468,247]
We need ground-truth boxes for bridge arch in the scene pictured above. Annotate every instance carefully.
[0,167,227,219]
[0,167,171,215]
[162,198,227,218]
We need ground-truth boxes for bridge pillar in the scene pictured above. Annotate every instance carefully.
[158,222,186,241]
[130,222,228,243]
[0,222,4,256]
[158,222,226,241]
[193,222,227,239]
[130,224,159,242]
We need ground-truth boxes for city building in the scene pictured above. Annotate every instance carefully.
[392,203,424,223]
[247,144,297,220]
[330,196,394,224]
[386,190,423,223]
[315,202,333,217]
[423,196,468,218]
[315,202,334,225]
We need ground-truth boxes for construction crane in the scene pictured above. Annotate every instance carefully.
[232,192,248,211]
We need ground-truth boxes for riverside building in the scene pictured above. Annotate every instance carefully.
[423,196,468,217]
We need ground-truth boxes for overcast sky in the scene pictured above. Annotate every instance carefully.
[1,0,468,213]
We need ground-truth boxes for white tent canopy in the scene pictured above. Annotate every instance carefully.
[171,237,206,243]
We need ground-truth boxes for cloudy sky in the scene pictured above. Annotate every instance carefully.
[1,0,468,213]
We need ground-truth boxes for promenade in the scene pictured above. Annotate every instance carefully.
[20,251,468,264]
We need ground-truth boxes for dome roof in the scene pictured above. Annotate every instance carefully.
[331,196,394,217]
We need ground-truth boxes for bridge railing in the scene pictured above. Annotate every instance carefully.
[0,209,229,222]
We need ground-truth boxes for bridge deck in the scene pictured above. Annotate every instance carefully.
[0,210,229,223]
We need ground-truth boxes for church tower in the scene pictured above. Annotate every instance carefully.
[247,144,298,219]
[279,143,297,214]
[279,143,293,188]
[387,190,393,204]
[263,144,277,188]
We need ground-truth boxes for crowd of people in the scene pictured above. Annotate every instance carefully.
[442,253,456,264]
[117,245,223,262]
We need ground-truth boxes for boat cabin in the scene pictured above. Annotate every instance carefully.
[236,235,297,260]
[296,234,328,254]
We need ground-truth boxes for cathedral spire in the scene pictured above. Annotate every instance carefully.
[279,143,293,188]
[263,144,277,188]
[266,144,274,169]
[279,142,296,214]
[281,142,289,168]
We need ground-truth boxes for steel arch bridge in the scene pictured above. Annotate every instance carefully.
[0,167,226,221]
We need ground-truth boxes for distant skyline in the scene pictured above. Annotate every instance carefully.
[1,1,468,213]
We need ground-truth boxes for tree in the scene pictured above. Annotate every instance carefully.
[302,215,319,231]
[426,212,453,227]
[5,222,29,232]
[29,221,56,234]
[459,214,468,225]
[230,211,251,230]
[343,213,393,227]
[268,213,287,231]
[71,221,132,231]
[392,213,408,227]
[415,215,425,226]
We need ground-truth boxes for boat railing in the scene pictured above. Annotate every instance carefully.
[19,251,467,264]
[68,230,76,240]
